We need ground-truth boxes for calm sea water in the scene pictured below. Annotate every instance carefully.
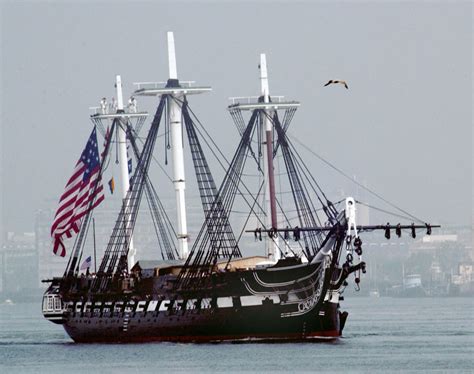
[1,297,473,373]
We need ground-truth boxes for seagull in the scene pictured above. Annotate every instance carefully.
[324,80,349,89]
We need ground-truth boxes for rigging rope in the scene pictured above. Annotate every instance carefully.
[289,134,425,224]
[177,98,267,218]
[356,200,420,222]
[128,123,178,261]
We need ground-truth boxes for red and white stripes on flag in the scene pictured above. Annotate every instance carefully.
[51,127,105,257]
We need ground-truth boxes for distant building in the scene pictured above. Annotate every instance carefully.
[452,263,473,285]
[0,232,38,298]
[422,234,457,243]
[451,262,474,295]
[410,233,459,253]
[36,209,67,287]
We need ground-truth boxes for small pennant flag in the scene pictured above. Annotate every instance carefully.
[127,144,133,175]
[108,177,115,194]
[80,256,92,270]
[102,126,111,158]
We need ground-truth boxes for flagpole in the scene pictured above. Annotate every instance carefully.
[93,218,97,274]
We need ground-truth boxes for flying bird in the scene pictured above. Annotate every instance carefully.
[324,80,349,89]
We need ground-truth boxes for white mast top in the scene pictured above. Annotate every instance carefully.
[260,53,269,100]
[115,75,124,110]
[167,31,178,79]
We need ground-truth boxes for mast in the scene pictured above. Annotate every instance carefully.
[86,77,148,276]
[260,54,279,262]
[115,75,136,270]
[227,55,300,262]
[133,32,211,260]
[167,32,189,260]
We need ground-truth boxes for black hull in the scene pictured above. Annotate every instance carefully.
[64,301,343,343]
[44,259,356,343]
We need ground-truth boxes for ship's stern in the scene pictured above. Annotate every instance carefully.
[42,285,67,324]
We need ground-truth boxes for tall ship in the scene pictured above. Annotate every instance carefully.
[42,33,438,342]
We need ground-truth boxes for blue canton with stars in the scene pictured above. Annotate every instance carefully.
[80,127,101,181]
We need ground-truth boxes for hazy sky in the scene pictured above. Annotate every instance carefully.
[0,1,472,237]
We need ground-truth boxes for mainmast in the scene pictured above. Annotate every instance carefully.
[134,32,211,260]
[260,54,279,261]
[166,32,189,260]
[114,75,136,270]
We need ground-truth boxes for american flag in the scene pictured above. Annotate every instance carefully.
[51,127,105,257]
[80,255,92,270]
